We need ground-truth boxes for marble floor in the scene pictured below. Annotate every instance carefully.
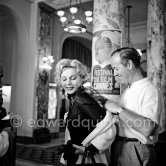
[16,159,54,166]
[16,132,65,166]
[14,132,166,166]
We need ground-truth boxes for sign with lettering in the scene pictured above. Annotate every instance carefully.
[92,64,120,94]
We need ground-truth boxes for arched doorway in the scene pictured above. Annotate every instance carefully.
[62,37,92,72]
[0,5,20,165]
[0,4,30,137]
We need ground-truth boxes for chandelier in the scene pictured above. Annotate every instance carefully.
[57,0,93,34]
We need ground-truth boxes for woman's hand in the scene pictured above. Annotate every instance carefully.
[73,144,85,154]
[73,144,99,156]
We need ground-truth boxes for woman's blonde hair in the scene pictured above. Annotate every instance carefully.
[55,59,90,85]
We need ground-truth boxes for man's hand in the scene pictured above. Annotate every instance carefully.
[104,100,120,114]
[93,95,108,106]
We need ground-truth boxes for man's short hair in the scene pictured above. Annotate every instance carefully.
[111,47,141,68]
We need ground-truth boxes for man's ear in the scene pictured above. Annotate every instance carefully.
[127,60,133,70]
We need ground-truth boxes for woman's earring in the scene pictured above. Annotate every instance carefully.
[127,60,133,70]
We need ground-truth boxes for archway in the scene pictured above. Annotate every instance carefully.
[0,5,18,115]
[62,37,92,72]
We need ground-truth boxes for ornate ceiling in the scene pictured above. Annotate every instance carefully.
[29,0,149,25]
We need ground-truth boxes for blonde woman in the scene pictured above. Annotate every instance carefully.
[55,59,116,166]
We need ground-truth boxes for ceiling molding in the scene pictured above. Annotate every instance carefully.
[28,0,92,9]
[27,0,93,7]
[27,0,46,3]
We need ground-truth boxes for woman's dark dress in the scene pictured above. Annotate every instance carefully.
[65,87,106,165]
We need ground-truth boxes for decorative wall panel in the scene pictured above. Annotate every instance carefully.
[37,3,54,122]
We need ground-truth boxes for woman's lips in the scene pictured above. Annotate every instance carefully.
[66,87,74,91]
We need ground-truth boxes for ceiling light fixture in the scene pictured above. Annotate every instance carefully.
[57,0,93,34]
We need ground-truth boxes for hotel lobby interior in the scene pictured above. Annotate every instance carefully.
[0,0,166,165]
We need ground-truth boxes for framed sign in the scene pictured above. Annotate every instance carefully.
[92,64,120,94]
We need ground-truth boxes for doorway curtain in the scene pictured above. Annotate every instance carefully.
[62,38,92,72]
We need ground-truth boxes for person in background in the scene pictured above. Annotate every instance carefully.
[104,47,164,166]
[0,62,14,165]
[55,59,116,166]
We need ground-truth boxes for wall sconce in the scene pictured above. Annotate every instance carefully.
[40,55,54,70]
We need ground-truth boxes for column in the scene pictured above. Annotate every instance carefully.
[91,0,126,101]
[34,3,56,143]
[147,0,166,131]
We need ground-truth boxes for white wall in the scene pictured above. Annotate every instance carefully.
[0,0,38,137]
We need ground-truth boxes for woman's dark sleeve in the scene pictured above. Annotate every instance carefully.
[75,92,106,122]
[82,103,105,121]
